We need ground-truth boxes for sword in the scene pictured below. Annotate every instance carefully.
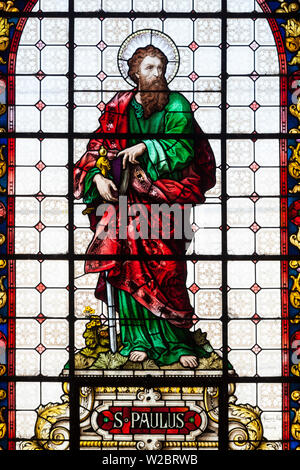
[105,270,117,354]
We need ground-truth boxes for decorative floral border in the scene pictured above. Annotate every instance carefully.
[274,0,300,452]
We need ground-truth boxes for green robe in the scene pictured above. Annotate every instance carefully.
[84,92,209,366]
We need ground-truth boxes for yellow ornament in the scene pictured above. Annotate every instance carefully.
[0,276,6,309]
[0,145,6,178]
[291,390,300,402]
[99,146,107,157]
[0,423,6,439]
[0,260,6,269]
[96,156,111,178]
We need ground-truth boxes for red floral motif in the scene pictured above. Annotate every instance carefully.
[288,70,300,91]
[0,202,6,224]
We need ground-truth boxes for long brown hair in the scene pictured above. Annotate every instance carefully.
[128,45,170,119]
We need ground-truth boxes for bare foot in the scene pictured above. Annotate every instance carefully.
[179,355,198,368]
[129,351,148,362]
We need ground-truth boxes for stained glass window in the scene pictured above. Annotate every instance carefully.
[0,0,299,456]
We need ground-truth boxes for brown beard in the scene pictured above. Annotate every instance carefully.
[138,75,169,119]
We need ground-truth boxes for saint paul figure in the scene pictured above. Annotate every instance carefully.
[74,30,218,370]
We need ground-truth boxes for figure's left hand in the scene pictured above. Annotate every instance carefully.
[118,143,146,169]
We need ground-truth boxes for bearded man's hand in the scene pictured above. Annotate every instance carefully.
[93,173,118,202]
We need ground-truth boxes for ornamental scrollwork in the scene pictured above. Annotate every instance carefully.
[21,384,279,451]
[0,1,18,11]
[276,1,300,132]
[291,407,300,441]
[291,391,300,449]
[0,17,13,53]
[20,385,70,451]
[275,0,299,14]
[0,1,18,68]
[228,401,279,451]
[0,406,6,440]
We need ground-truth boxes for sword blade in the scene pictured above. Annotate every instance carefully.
[105,270,117,354]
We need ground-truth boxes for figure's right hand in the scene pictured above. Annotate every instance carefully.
[93,173,118,202]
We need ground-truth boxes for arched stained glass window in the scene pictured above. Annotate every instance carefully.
[0,0,299,455]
